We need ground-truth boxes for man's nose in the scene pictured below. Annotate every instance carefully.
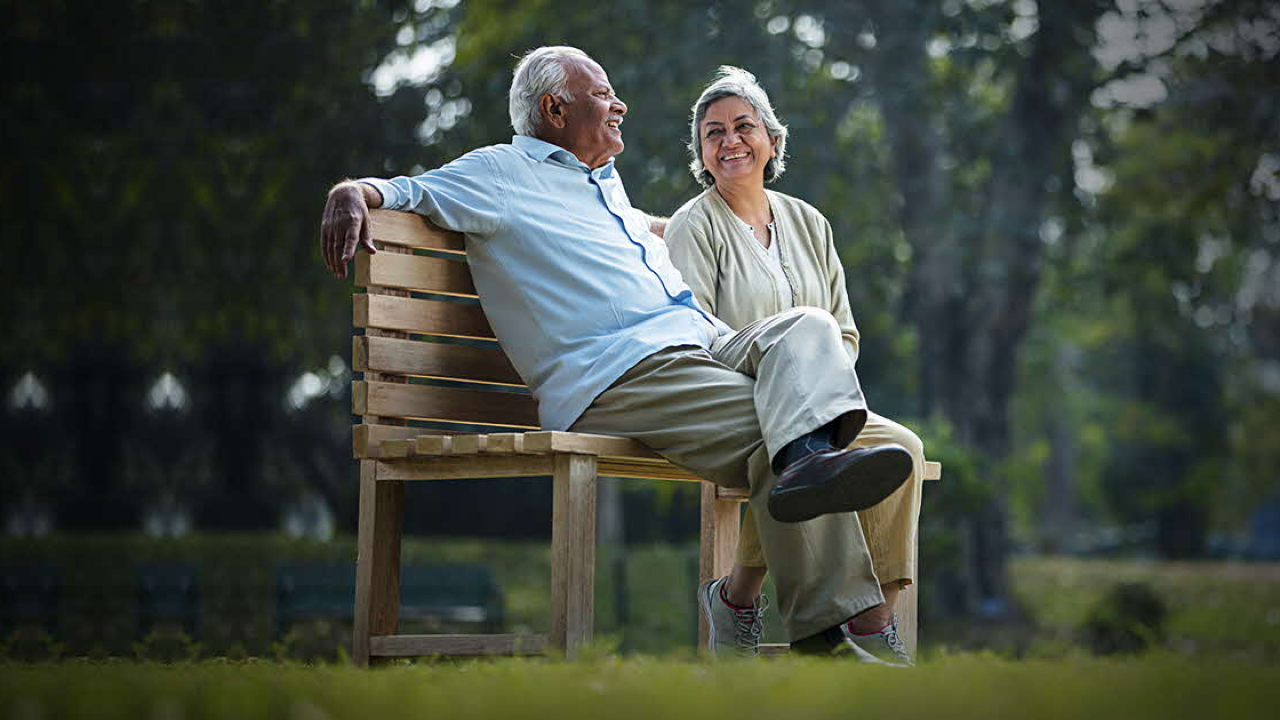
[613,97,628,115]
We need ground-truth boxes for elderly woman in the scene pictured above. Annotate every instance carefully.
[665,67,925,664]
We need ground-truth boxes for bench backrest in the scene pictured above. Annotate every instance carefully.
[352,210,539,459]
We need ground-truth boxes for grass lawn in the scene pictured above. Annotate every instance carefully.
[1,654,1276,719]
[2,547,1278,718]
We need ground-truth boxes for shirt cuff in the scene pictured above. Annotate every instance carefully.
[357,178,398,210]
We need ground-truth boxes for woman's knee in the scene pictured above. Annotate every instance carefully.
[895,427,925,462]
[782,306,840,335]
[870,417,925,473]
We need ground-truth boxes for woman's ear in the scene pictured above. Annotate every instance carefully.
[540,94,567,129]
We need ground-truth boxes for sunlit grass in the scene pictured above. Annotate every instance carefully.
[1,654,1275,719]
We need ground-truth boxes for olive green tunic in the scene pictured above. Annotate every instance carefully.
[666,185,923,585]
[666,186,860,366]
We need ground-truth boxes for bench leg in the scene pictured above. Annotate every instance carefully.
[550,453,597,658]
[353,460,404,667]
[898,571,919,659]
[698,484,740,652]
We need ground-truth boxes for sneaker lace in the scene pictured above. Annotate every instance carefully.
[732,595,769,656]
[882,614,910,663]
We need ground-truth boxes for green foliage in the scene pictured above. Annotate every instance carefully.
[1081,582,1167,655]
[1011,557,1280,661]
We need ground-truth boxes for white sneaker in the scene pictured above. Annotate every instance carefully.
[842,613,913,666]
[697,576,768,658]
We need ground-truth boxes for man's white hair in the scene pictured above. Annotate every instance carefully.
[688,66,789,187]
[509,46,594,137]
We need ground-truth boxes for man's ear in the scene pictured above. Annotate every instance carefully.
[540,94,567,130]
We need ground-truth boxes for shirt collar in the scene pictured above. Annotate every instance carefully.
[512,135,616,177]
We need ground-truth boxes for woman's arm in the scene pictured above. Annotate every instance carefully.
[821,215,861,366]
[666,211,721,317]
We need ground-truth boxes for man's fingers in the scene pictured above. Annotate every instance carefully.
[322,223,336,276]
[321,202,341,276]
[342,224,361,268]
[321,223,334,276]
[360,213,377,255]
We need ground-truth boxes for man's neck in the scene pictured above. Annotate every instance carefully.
[534,133,611,170]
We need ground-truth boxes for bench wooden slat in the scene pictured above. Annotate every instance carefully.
[598,457,703,482]
[356,251,476,296]
[380,439,414,458]
[923,461,941,481]
[487,433,525,454]
[354,424,425,459]
[417,435,452,455]
[520,431,665,459]
[354,294,495,339]
[369,209,466,254]
[376,455,555,481]
[450,434,488,454]
[354,336,522,387]
[369,633,546,657]
[353,380,538,428]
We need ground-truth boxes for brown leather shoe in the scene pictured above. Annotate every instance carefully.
[767,444,912,523]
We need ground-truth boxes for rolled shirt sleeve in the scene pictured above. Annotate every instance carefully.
[358,149,509,237]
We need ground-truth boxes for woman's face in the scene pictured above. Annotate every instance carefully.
[699,96,776,187]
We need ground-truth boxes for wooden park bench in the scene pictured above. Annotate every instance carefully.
[350,209,940,665]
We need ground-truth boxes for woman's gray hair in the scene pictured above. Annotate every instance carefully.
[509,46,593,137]
[687,66,789,187]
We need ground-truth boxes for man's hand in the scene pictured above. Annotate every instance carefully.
[321,181,380,279]
[638,212,667,238]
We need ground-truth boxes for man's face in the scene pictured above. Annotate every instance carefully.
[555,58,627,169]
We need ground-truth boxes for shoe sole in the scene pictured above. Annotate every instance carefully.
[767,445,912,523]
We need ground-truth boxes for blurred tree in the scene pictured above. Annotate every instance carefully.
[1090,10,1280,555]
[0,0,438,529]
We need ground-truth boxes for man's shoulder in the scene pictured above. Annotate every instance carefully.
[449,142,522,166]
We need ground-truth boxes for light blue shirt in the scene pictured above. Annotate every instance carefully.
[361,136,730,430]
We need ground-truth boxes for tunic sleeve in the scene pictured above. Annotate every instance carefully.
[820,215,861,366]
[665,211,720,318]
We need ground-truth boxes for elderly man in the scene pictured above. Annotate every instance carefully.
[320,46,911,662]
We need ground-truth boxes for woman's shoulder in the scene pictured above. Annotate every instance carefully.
[767,189,827,227]
[670,186,722,223]
[667,187,726,242]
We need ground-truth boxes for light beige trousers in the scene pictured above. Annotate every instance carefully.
[737,412,924,587]
[570,307,884,640]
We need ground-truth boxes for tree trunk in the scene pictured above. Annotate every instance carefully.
[826,0,1110,614]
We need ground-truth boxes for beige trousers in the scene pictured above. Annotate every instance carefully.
[737,412,924,587]
[570,307,884,640]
